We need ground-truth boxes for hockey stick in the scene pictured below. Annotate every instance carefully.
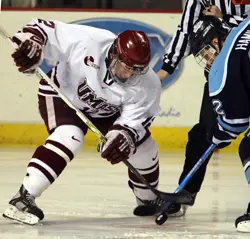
[0,25,193,205]
[155,143,216,225]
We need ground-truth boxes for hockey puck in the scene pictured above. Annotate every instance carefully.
[155,213,168,225]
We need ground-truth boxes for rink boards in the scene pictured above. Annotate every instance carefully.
[0,124,243,152]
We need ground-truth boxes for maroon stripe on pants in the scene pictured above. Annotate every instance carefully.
[38,89,58,95]
[53,67,60,88]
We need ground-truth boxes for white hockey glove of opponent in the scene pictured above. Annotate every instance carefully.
[11,32,44,74]
[99,126,136,164]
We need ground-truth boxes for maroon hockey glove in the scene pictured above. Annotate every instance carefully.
[11,37,43,74]
[100,126,136,164]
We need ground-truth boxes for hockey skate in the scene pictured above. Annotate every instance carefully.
[3,185,44,225]
[128,180,161,216]
[235,202,250,233]
[132,183,196,217]
[133,196,164,216]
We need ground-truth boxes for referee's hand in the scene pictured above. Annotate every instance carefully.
[203,5,223,18]
[157,69,169,82]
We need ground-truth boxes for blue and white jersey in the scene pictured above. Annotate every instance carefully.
[209,15,250,138]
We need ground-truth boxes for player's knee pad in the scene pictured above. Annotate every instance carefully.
[128,136,159,200]
[45,125,84,162]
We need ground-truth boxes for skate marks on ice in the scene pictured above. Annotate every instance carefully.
[0,148,249,239]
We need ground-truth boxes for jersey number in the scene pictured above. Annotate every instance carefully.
[38,19,55,28]
[212,99,225,115]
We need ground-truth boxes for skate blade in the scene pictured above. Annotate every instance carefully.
[236,221,250,233]
[168,205,188,218]
[3,205,40,225]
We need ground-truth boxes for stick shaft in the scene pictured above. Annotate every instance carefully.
[175,144,216,193]
[158,144,216,213]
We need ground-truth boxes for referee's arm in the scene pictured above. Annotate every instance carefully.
[223,14,246,27]
[158,0,204,81]
[203,5,246,27]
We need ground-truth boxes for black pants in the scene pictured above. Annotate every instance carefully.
[178,82,216,193]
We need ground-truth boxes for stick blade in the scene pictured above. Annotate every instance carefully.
[159,190,193,204]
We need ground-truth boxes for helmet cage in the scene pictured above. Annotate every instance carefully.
[194,44,218,72]
[118,59,149,75]
[108,50,149,86]
[190,16,231,72]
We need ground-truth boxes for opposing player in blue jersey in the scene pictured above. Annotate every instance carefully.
[190,15,250,233]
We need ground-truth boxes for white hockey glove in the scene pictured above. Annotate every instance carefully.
[99,126,136,164]
[11,32,44,74]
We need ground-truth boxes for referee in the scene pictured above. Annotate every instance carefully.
[157,0,250,215]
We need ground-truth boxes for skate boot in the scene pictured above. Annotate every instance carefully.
[167,190,197,217]
[128,180,162,216]
[133,196,164,216]
[235,202,250,233]
[3,185,44,225]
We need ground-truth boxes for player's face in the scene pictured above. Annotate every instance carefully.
[114,60,135,82]
[194,39,221,72]
[108,53,149,85]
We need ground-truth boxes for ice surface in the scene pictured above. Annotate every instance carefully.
[0,147,249,239]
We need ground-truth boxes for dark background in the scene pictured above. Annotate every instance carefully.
[2,0,183,10]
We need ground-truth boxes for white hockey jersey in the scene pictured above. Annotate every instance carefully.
[15,19,161,142]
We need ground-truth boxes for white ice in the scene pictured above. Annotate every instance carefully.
[0,147,249,239]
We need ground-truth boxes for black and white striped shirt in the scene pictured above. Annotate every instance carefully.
[162,0,250,74]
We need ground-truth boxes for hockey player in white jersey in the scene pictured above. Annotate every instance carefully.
[2,19,161,225]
